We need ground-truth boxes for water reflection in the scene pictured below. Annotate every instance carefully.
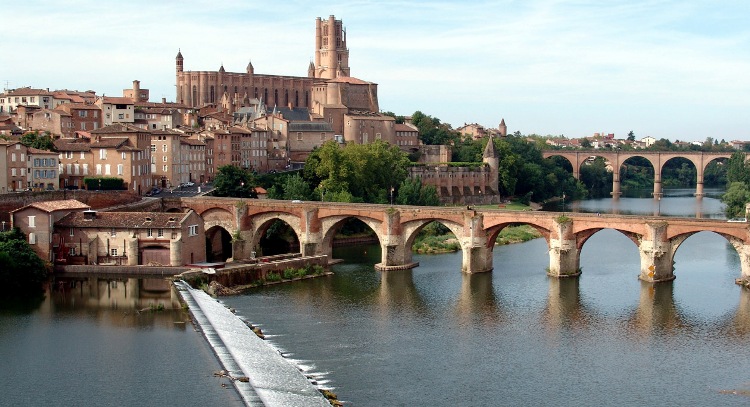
[454,272,501,327]
[43,276,189,328]
[377,269,427,317]
[541,277,593,332]
[626,280,684,337]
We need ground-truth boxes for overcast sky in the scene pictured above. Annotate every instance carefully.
[3,0,749,141]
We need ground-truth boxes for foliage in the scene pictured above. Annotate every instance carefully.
[0,228,48,296]
[495,225,542,245]
[579,158,613,198]
[396,178,440,206]
[20,131,55,151]
[381,111,406,124]
[83,177,124,190]
[410,111,461,145]
[304,140,410,203]
[726,152,749,185]
[721,182,750,219]
[213,165,258,198]
[278,173,312,201]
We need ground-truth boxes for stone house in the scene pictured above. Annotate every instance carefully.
[10,199,90,263]
[55,209,206,266]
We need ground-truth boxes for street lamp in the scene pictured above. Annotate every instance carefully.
[658,195,662,216]
[390,186,394,205]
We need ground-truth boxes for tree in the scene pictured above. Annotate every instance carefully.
[627,131,635,141]
[279,173,312,201]
[722,182,750,219]
[580,138,592,148]
[726,151,749,185]
[20,131,55,151]
[213,165,258,198]
[396,178,439,206]
[0,228,48,296]
[304,140,411,204]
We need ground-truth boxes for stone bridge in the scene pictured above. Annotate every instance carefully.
[542,150,732,197]
[166,197,750,283]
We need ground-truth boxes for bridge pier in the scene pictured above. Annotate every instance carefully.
[638,223,675,283]
[461,212,492,273]
[547,219,581,278]
[729,240,750,284]
[611,174,622,198]
[375,210,417,271]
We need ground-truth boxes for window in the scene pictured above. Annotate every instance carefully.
[188,225,197,236]
[157,229,164,237]
[69,228,74,237]
[79,110,87,118]
[110,228,116,237]
[162,144,168,152]
[118,114,124,119]
[147,228,153,237]
[321,132,326,141]
[29,233,36,245]
[117,164,123,175]
[122,152,126,160]
[28,216,36,227]
[68,247,76,256]
[297,132,303,141]
[111,248,118,256]
[163,156,167,162]
[150,145,156,152]
[99,149,106,160]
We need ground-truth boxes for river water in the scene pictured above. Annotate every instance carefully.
[2,190,749,406]
[0,278,243,406]
[220,190,750,406]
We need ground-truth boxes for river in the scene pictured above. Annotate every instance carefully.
[2,190,749,406]
[220,189,750,406]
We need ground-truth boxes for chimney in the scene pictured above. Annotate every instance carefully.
[162,97,166,104]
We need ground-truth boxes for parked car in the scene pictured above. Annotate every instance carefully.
[727,218,747,223]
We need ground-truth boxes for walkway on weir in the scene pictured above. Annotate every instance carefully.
[174,281,330,407]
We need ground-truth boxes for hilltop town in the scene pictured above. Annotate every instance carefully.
[1,14,748,200]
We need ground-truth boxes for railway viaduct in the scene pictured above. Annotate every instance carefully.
[542,150,732,197]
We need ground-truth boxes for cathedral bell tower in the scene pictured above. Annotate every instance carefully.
[314,15,350,79]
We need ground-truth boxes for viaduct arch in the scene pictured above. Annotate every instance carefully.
[542,150,731,198]
[170,197,750,285]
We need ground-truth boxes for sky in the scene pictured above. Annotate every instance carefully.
[3,0,750,142]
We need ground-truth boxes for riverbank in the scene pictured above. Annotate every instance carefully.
[413,224,543,254]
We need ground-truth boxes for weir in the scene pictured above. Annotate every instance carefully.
[174,281,330,406]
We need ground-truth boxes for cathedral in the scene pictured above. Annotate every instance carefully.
[175,15,379,136]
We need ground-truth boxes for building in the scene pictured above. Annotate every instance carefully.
[408,137,500,205]
[10,199,90,263]
[0,88,55,114]
[56,103,102,133]
[96,97,135,125]
[55,209,206,266]
[176,15,385,149]
[89,124,153,195]
[394,123,420,147]
[0,140,29,192]
[27,147,59,191]
[55,137,92,190]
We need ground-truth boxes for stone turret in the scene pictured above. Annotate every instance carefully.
[483,135,499,194]
[246,60,254,75]
[498,118,507,137]
[176,49,183,73]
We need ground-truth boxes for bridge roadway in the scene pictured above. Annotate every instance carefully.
[542,150,732,198]
[168,197,750,284]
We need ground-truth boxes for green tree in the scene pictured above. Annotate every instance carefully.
[722,182,750,219]
[20,131,55,151]
[627,131,635,141]
[0,228,48,296]
[396,178,440,206]
[213,165,258,198]
[304,140,410,203]
[726,152,749,185]
[279,173,312,201]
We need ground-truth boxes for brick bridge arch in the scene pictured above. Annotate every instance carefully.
[319,214,384,261]
[176,197,750,284]
[543,150,731,198]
